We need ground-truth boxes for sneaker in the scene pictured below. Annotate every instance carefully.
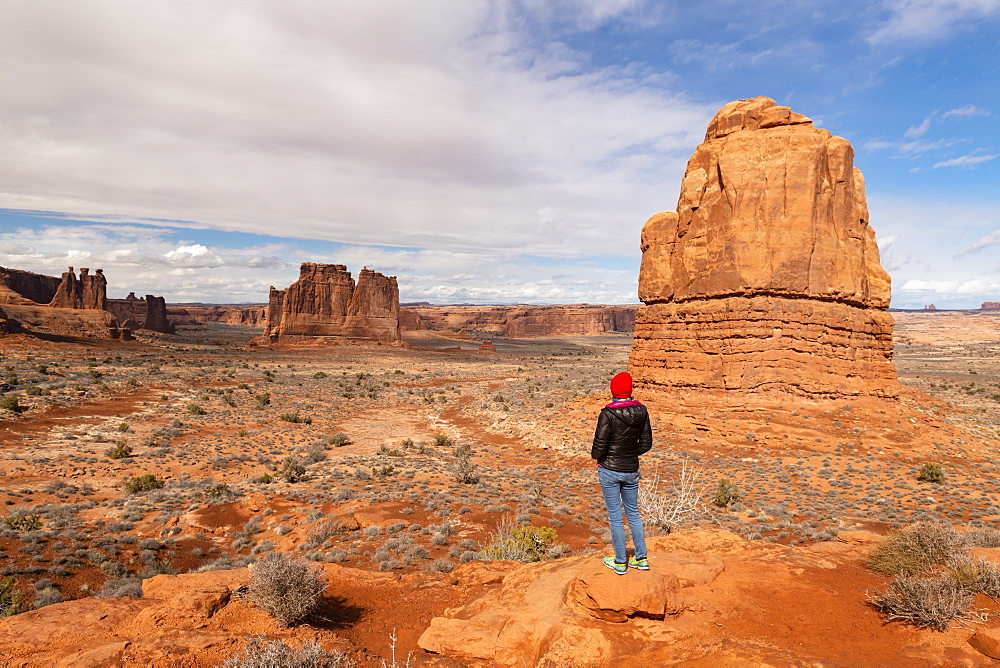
[603,557,627,575]
[628,556,650,570]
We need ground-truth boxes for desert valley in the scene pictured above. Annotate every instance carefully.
[1,98,1000,667]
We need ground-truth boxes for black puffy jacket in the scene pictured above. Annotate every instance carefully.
[591,402,653,472]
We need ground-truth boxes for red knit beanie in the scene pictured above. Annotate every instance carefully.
[610,372,632,399]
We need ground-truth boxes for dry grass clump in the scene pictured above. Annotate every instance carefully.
[948,554,1000,597]
[638,461,711,533]
[219,634,352,667]
[866,574,976,631]
[248,552,326,627]
[965,526,1000,548]
[865,522,965,576]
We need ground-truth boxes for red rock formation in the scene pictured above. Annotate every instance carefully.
[982,302,1000,311]
[924,304,937,310]
[629,97,897,399]
[0,266,61,305]
[400,304,636,337]
[106,293,176,334]
[259,263,401,343]
[49,267,107,310]
[478,340,497,353]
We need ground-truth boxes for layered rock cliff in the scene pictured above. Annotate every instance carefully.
[259,263,401,343]
[400,304,636,337]
[49,267,107,310]
[629,97,897,399]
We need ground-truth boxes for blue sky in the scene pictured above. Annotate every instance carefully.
[1,1,998,307]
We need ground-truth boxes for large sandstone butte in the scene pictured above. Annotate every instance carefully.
[106,292,176,334]
[630,96,897,399]
[258,262,401,344]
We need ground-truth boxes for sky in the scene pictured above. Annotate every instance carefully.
[1,1,998,308]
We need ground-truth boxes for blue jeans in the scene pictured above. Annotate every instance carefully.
[598,467,647,563]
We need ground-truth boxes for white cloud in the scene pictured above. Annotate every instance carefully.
[942,104,990,119]
[957,228,1000,256]
[0,1,714,263]
[869,0,1000,44]
[933,153,998,168]
[904,116,932,137]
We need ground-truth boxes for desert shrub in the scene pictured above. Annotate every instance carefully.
[220,635,352,668]
[371,465,395,477]
[427,558,455,573]
[254,393,271,408]
[118,422,130,432]
[330,432,350,447]
[865,522,966,576]
[481,519,566,562]
[713,479,740,507]
[97,577,143,598]
[2,513,41,532]
[280,412,312,424]
[0,576,23,617]
[24,386,46,396]
[254,473,274,484]
[948,555,1000,597]
[279,456,306,483]
[451,444,479,484]
[433,434,452,447]
[106,441,132,460]
[867,574,975,631]
[965,526,1000,548]
[917,463,945,484]
[124,474,165,494]
[0,396,24,414]
[205,483,233,499]
[639,461,711,533]
[247,552,326,627]
[32,586,62,609]
[187,403,206,415]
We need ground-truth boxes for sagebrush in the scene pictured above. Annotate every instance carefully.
[248,552,326,626]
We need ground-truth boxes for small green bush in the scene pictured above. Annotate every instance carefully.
[917,463,945,484]
[451,444,479,484]
[2,514,41,532]
[255,393,271,408]
[187,403,206,415]
[118,422,130,432]
[254,473,274,484]
[279,412,312,424]
[124,474,166,494]
[371,465,395,477]
[106,441,133,460]
[433,434,452,447]
[205,483,232,499]
[713,479,740,507]
[330,432,350,447]
[0,396,24,414]
[0,576,23,617]
[24,386,45,396]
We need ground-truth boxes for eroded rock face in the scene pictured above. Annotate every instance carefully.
[630,97,897,399]
[106,293,176,334]
[260,263,401,343]
[982,302,1000,311]
[49,267,107,310]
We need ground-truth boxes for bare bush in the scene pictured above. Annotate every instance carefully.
[965,526,1000,548]
[948,554,1000,597]
[219,634,352,667]
[248,552,326,626]
[866,522,966,576]
[638,460,711,533]
[867,574,977,631]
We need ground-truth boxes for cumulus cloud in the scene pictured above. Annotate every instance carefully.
[0,1,713,263]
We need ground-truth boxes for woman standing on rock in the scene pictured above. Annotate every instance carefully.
[591,372,652,575]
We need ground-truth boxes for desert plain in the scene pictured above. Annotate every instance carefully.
[0,309,998,665]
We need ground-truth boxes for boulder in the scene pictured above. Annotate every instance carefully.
[630,96,897,399]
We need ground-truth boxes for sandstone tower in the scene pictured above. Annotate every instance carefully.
[629,97,897,398]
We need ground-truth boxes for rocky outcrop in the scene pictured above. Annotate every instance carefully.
[167,304,268,327]
[982,302,1000,311]
[401,304,636,337]
[106,293,176,334]
[629,97,897,399]
[258,263,401,343]
[0,266,61,305]
[49,267,107,310]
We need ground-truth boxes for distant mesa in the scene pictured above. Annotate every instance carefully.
[0,265,169,340]
[982,302,1000,311]
[629,96,898,399]
[255,262,401,344]
[924,304,937,310]
[400,304,636,337]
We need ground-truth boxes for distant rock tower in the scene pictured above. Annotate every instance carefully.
[629,97,897,398]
